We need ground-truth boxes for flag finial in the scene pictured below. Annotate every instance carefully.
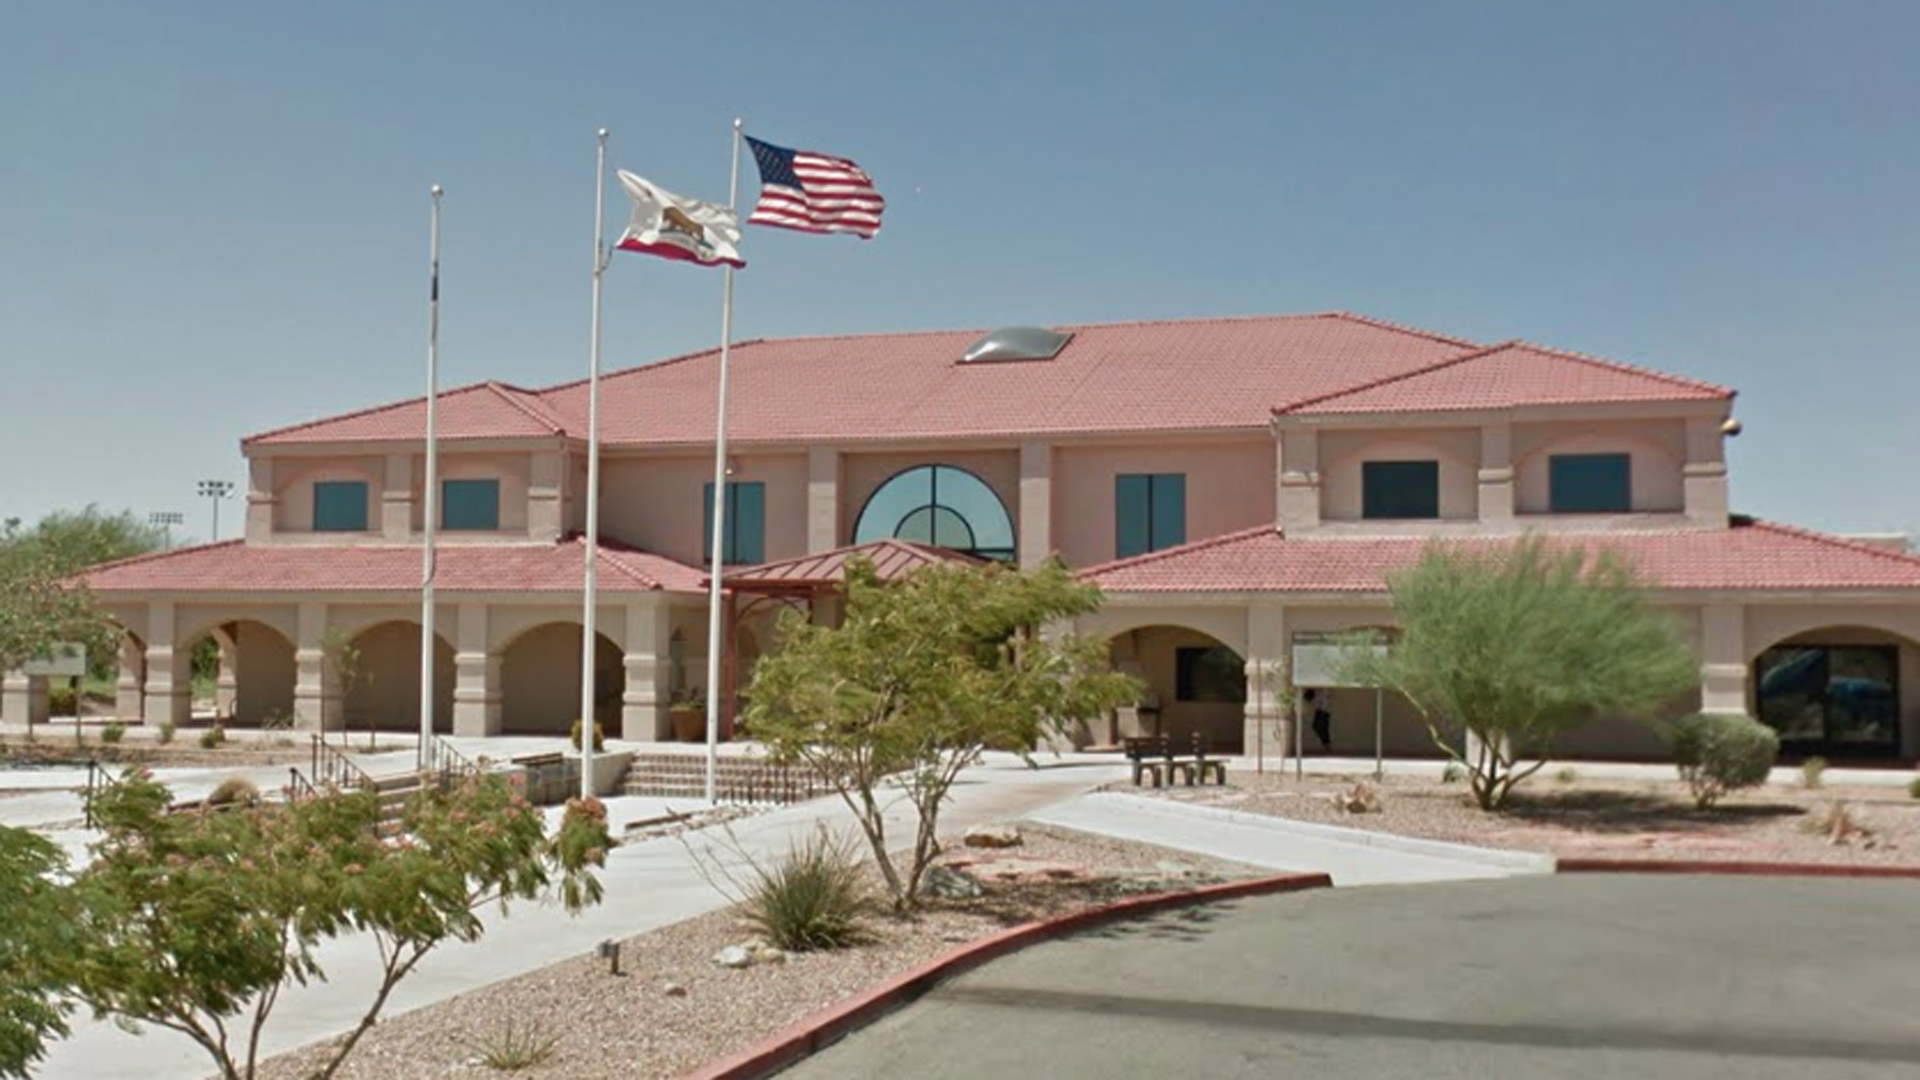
[430,184,443,197]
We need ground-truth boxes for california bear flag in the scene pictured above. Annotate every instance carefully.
[615,170,745,268]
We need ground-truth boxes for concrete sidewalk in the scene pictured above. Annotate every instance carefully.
[1223,752,1919,789]
[1032,791,1551,886]
[34,752,1132,1080]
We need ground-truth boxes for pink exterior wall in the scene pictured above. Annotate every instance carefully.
[1513,419,1686,515]
[1053,439,1273,567]
[1319,428,1480,522]
[598,451,809,566]
[411,450,533,534]
[273,456,384,534]
[840,448,1020,549]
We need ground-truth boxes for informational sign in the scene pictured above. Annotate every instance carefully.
[1289,630,1386,688]
[20,643,86,678]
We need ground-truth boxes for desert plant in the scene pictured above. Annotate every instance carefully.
[1338,537,1698,811]
[1908,776,1920,800]
[1670,712,1779,810]
[745,828,867,952]
[156,720,176,746]
[197,726,225,750]
[468,1018,559,1071]
[99,722,126,746]
[569,719,605,753]
[46,686,77,718]
[745,559,1136,911]
[1440,760,1464,784]
[1801,756,1828,790]
[205,776,260,808]
[1554,766,1579,784]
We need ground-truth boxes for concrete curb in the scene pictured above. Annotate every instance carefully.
[1086,790,1556,874]
[675,871,1334,1080]
[1557,858,1920,879]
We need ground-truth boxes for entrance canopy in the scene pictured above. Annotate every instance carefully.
[716,538,984,599]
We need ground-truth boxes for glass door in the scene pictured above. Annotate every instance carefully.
[1756,645,1900,757]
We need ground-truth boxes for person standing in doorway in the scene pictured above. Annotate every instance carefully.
[1305,688,1333,751]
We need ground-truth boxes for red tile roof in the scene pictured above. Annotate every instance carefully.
[80,537,706,595]
[246,381,568,447]
[1274,342,1732,417]
[1079,519,1920,595]
[246,313,1485,448]
[721,539,983,590]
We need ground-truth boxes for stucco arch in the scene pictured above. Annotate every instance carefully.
[1082,607,1249,658]
[1513,427,1685,515]
[341,620,454,734]
[1745,612,1920,662]
[499,622,625,736]
[216,619,297,727]
[1102,621,1247,752]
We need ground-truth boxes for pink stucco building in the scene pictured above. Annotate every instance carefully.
[28,312,1920,762]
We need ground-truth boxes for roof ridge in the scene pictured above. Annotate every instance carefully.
[242,380,551,447]
[1504,339,1735,400]
[1745,518,1920,570]
[583,538,671,590]
[536,341,742,397]
[1272,341,1512,414]
[1316,311,1484,349]
[482,381,567,435]
[1077,524,1278,580]
[76,538,247,581]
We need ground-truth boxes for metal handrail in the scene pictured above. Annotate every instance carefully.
[286,766,319,802]
[421,736,482,788]
[310,733,376,792]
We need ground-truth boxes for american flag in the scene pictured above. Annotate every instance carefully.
[744,135,885,238]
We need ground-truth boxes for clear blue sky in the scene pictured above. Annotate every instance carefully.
[4,0,1916,541]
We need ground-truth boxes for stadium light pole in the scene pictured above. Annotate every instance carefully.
[148,510,184,551]
[197,479,235,542]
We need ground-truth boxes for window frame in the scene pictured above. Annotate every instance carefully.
[1360,460,1441,520]
[702,480,766,566]
[850,464,1016,561]
[440,478,502,532]
[1115,473,1187,559]
[311,480,370,533]
[1547,452,1633,514]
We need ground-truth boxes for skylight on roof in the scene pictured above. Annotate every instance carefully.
[959,326,1073,364]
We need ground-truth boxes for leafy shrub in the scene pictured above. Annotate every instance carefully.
[1909,776,1920,800]
[1801,756,1828,790]
[1554,767,1579,784]
[569,719,605,753]
[205,776,259,808]
[469,1019,558,1071]
[197,726,226,750]
[745,828,866,952]
[1440,760,1464,785]
[157,720,176,746]
[100,722,127,745]
[1670,713,1778,809]
[47,686,78,717]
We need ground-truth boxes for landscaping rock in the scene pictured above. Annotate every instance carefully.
[662,982,688,998]
[748,942,788,965]
[920,865,986,900]
[963,823,1023,849]
[712,945,753,969]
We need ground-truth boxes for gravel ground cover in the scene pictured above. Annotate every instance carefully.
[254,824,1267,1080]
[1145,769,1920,866]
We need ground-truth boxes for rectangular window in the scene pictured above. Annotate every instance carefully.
[1175,646,1247,704]
[702,481,766,565]
[442,479,501,531]
[311,481,369,532]
[1115,474,1186,558]
[1361,460,1440,520]
[1548,453,1632,514]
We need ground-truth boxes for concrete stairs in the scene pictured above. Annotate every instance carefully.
[621,751,833,805]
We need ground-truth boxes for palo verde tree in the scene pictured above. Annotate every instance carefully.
[69,772,611,1080]
[0,828,77,1079]
[1340,536,1698,811]
[744,558,1137,912]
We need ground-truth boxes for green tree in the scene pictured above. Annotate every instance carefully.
[744,559,1136,911]
[9,506,166,575]
[0,828,77,1079]
[1341,537,1698,810]
[71,771,610,1080]
[0,538,114,677]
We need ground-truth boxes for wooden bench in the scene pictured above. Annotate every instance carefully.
[1123,735,1227,787]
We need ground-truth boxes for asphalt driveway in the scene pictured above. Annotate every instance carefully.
[779,875,1920,1080]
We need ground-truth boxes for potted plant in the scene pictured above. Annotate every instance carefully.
[669,688,706,742]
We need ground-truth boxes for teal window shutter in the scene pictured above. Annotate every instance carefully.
[312,481,369,532]
[703,481,766,564]
[1362,461,1440,520]
[1548,454,1631,513]
[1116,475,1151,558]
[1152,474,1186,550]
[441,479,500,531]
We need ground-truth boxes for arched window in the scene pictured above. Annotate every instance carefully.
[852,464,1015,560]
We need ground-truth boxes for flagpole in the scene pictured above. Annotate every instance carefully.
[419,183,443,769]
[580,129,610,801]
[702,118,744,805]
